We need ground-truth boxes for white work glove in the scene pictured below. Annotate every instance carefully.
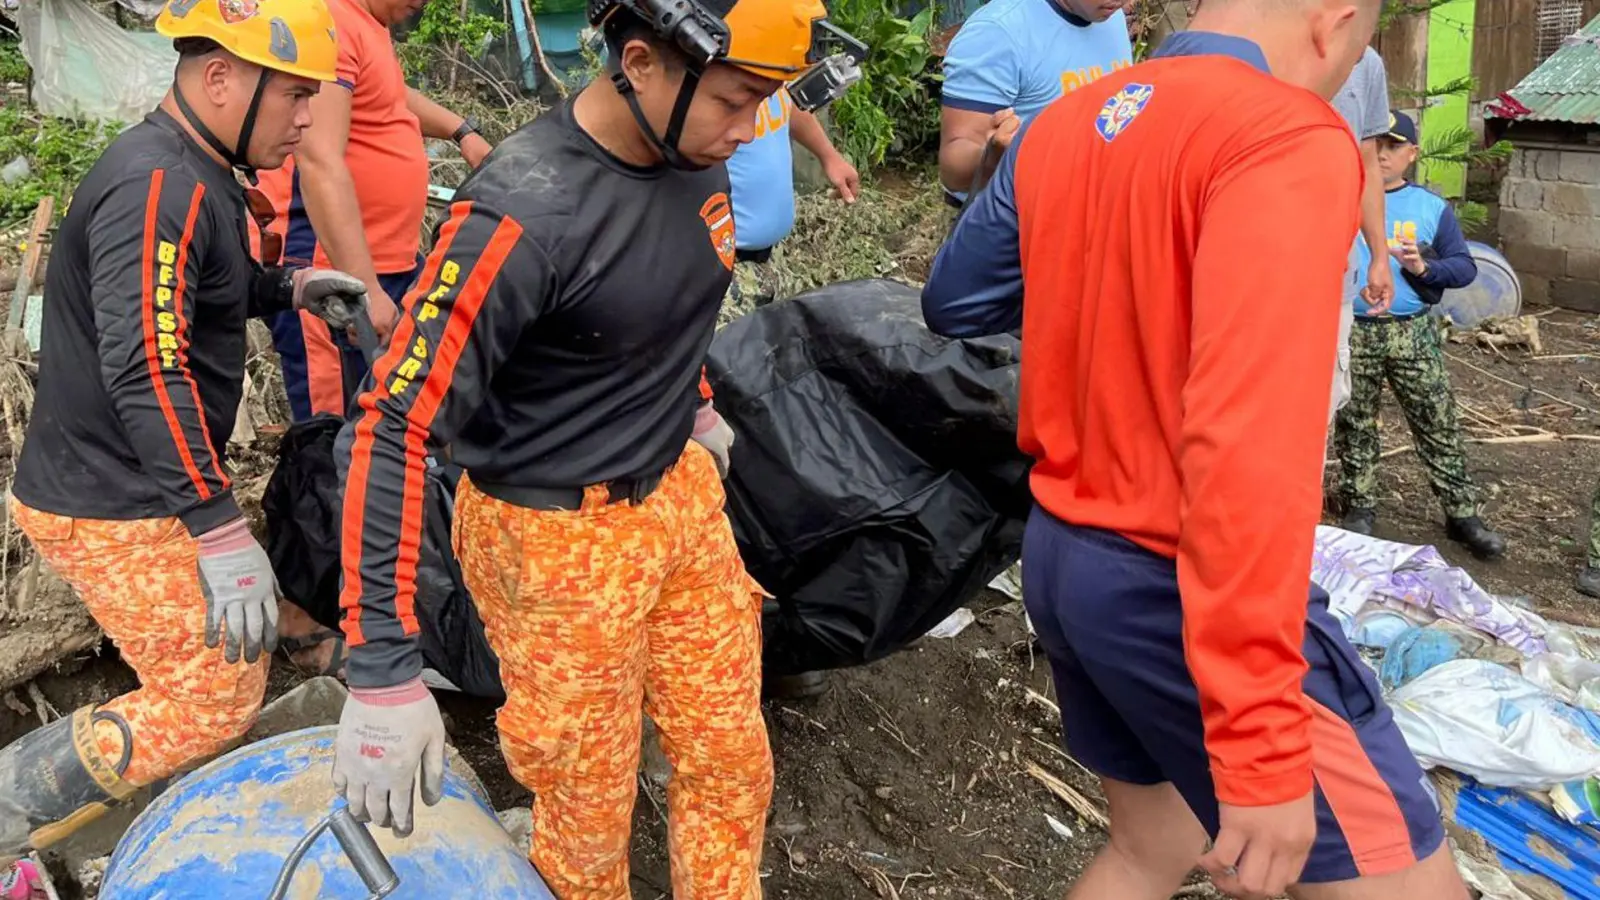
[691,400,735,478]
[332,677,447,837]
[292,268,369,332]
[196,518,279,664]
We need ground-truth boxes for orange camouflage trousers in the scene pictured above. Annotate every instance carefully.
[9,500,267,787]
[454,442,773,900]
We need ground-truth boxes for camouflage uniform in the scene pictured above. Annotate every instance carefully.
[1332,315,1479,518]
[718,247,785,327]
[1588,480,1600,569]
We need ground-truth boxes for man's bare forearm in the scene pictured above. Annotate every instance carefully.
[939,138,987,193]
[1359,143,1386,253]
[791,110,842,165]
[407,88,466,142]
[296,157,381,288]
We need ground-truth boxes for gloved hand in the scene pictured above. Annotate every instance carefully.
[691,400,735,478]
[292,268,369,332]
[196,518,279,664]
[332,677,446,837]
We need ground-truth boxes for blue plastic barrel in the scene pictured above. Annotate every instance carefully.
[1437,241,1523,328]
[100,726,555,900]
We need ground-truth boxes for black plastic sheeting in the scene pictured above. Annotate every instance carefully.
[264,421,506,701]
[263,278,1029,695]
[708,279,1031,675]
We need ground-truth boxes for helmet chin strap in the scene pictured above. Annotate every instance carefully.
[608,52,708,171]
[172,68,271,184]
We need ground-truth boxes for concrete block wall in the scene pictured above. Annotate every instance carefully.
[1499,147,1600,312]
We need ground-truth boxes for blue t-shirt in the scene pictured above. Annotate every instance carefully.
[941,0,1133,121]
[726,90,795,252]
[1354,182,1478,318]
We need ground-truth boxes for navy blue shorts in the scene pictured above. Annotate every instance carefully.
[271,265,420,423]
[1021,506,1444,883]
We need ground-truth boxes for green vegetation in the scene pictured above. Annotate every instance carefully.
[0,104,121,222]
[825,0,941,171]
[0,41,29,85]
[398,0,509,85]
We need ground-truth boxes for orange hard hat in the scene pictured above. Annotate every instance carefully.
[720,0,828,80]
[155,0,339,83]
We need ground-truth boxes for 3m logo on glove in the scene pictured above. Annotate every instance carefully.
[360,743,386,760]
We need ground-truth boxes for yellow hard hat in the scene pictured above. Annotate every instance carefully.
[155,0,339,83]
[720,0,827,80]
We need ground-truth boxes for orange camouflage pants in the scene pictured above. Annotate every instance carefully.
[9,500,267,787]
[455,442,773,900]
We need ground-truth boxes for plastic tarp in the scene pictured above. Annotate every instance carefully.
[706,279,1031,675]
[17,0,174,124]
[263,418,505,699]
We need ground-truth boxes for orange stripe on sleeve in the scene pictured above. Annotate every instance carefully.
[699,366,713,401]
[339,205,469,647]
[169,182,230,491]
[139,170,212,501]
[390,218,523,635]
[1309,699,1416,877]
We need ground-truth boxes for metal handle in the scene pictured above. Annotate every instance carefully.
[267,806,399,900]
[351,296,383,370]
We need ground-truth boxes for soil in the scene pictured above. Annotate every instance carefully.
[2,183,1599,897]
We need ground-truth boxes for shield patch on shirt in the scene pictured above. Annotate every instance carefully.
[1095,83,1154,143]
[700,192,737,271]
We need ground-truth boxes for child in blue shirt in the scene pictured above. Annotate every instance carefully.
[1333,111,1505,560]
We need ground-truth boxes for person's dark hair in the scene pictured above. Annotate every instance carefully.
[600,0,736,73]
[603,7,687,72]
[173,36,224,58]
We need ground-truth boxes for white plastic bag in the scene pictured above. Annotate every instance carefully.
[17,0,175,124]
[1389,659,1600,789]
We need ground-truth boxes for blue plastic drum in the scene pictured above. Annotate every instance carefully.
[100,726,555,900]
[1436,241,1523,328]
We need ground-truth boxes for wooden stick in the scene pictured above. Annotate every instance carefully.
[1023,760,1109,830]
[1445,352,1598,415]
[1532,354,1599,362]
[1378,431,1600,458]
[5,195,53,336]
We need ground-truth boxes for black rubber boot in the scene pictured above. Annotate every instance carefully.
[0,706,136,861]
[1446,516,1507,561]
[1577,566,1600,599]
[1340,507,1377,536]
[763,671,829,701]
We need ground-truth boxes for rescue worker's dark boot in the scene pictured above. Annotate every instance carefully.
[1446,516,1506,561]
[764,671,828,700]
[1340,508,1377,536]
[1577,566,1600,599]
[0,706,137,862]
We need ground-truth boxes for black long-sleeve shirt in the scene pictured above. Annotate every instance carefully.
[14,110,297,535]
[339,99,735,688]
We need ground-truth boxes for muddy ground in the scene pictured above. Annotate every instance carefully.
[0,169,1598,897]
[3,306,1597,900]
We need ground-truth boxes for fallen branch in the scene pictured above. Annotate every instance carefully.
[1446,352,1598,415]
[1023,759,1109,830]
[1532,354,1599,362]
[1378,430,1600,458]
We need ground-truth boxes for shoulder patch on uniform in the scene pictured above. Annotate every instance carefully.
[1095,83,1154,143]
[700,193,736,271]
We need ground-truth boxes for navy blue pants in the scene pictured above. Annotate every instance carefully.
[271,266,420,423]
[1021,505,1444,883]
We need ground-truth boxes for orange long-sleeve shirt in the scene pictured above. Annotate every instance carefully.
[924,38,1364,807]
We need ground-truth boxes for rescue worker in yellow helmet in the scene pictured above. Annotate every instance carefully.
[330,0,863,893]
[0,0,371,865]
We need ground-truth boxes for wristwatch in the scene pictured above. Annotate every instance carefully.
[451,116,481,145]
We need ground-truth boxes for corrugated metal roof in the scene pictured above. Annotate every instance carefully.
[1493,12,1600,125]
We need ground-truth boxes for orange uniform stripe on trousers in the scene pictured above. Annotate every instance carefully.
[170,183,230,490]
[1309,698,1417,876]
[139,170,212,500]
[299,309,348,417]
[339,203,470,647]
[391,217,523,635]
